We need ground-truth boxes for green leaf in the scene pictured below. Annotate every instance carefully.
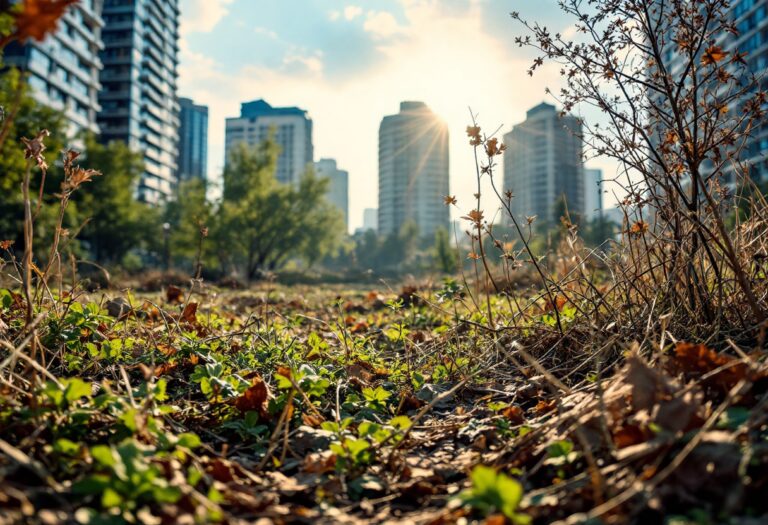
[101,487,123,508]
[64,378,92,403]
[90,445,116,468]
[389,416,412,431]
[72,475,110,495]
[177,433,201,449]
[547,440,574,458]
[152,485,182,503]
[469,465,498,494]
[54,438,80,456]
[275,372,293,390]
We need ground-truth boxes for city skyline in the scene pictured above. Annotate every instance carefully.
[177,0,615,231]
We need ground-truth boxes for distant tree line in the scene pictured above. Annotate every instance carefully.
[0,68,345,282]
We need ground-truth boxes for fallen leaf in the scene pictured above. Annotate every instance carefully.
[166,285,184,304]
[233,377,271,420]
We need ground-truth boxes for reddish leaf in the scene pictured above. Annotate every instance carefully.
[12,0,78,43]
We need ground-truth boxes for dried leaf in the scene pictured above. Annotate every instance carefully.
[702,45,727,66]
[233,377,271,419]
[181,302,198,325]
[166,285,184,304]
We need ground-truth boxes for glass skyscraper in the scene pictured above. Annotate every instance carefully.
[378,101,450,238]
[225,99,314,185]
[178,97,208,183]
[97,0,180,203]
[4,0,104,140]
[731,0,768,181]
[503,103,584,226]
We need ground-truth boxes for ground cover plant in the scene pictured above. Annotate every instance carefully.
[2,1,768,524]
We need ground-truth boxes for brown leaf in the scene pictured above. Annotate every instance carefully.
[534,399,557,415]
[181,302,198,325]
[233,377,271,419]
[629,220,649,236]
[625,354,673,412]
[667,342,756,393]
[301,413,324,428]
[207,458,236,483]
[166,285,183,304]
[501,405,525,425]
[613,424,646,448]
[544,295,568,313]
[702,45,727,66]
[12,0,78,43]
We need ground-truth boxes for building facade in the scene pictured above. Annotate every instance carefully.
[4,0,104,140]
[225,99,313,185]
[503,102,584,226]
[583,168,603,221]
[178,97,208,183]
[720,0,768,181]
[97,0,180,204]
[378,101,449,238]
[315,158,349,232]
[362,208,378,232]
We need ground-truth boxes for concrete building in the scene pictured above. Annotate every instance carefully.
[178,97,208,183]
[97,0,180,204]
[378,101,449,238]
[503,102,584,226]
[4,0,104,139]
[584,168,603,221]
[315,158,349,232]
[363,208,378,232]
[225,99,313,185]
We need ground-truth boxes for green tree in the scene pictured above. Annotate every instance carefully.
[164,178,214,272]
[73,135,158,265]
[0,68,68,247]
[216,142,344,280]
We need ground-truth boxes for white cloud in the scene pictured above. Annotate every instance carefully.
[180,0,234,34]
[344,5,363,20]
[281,51,324,75]
[363,11,402,38]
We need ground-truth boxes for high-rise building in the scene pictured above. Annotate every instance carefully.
[178,97,208,183]
[225,99,313,185]
[4,0,104,139]
[503,102,584,226]
[315,158,349,232]
[378,101,449,238]
[97,0,180,204]
[363,208,378,232]
[583,168,603,221]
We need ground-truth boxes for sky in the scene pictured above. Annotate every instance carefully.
[177,0,617,232]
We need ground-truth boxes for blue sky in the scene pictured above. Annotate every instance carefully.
[178,0,615,231]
